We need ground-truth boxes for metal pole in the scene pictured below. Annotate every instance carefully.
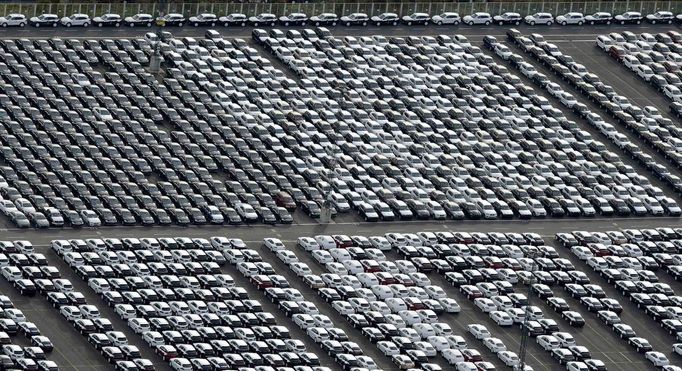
[319,145,339,224]
[518,254,536,370]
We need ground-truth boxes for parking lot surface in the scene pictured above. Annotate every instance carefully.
[0,19,681,371]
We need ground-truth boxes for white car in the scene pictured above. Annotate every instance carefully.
[377,340,400,356]
[80,210,101,227]
[142,331,164,347]
[438,298,461,313]
[646,11,674,24]
[263,238,285,252]
[170,358,192,371]
[401,12,430,26]
[442,349,464,364]
[490,311,513,326]
[537,335,560,350]
[314,235,336,250]
[463,12,492,25]
[431,12,460,25]
[498,350,520,366]
[312,250,334,264]
[60,13,90,27]
[189,13,217,26]
[552,332,576,347]
[566,362,590,371]
[555,12,585,25]
[525,12,554,25]
[645,351,670,367]
[414,341,437,357]
[673,343,682,355]
[276,250,299,265]
[474,298,497,313]
[298,237,320,251]
[0,14,26,27]
[339,13,368,26]
[467,324,491,339]
[483,337,507,353]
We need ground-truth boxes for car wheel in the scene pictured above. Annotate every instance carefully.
[498,21,504,26]
[98,23,103,27]
[315,22,320,26]
[1,23,6,27]
[547,21,552,25]
[578,21,583,25]
[253,22,259,26]
[362,21,367,26]
[241,22,246,27]
[19,22,25,27]
[146,22,151,27]
[561,21,567,25]
[194,22,199,26]
[376,22,381,26]
[424,21,429,25]
[407,21,412,26]
[210,22,215,26]
[392,21,397,26]
[178,22,183,26]
[437,21,443,25]
[284,22,289,26]
[83,22,89,27]
[270,22,275,26]
[636,20,641,24]
[484,21,490,25]
[651,20,656,24]
[35,23,40,27]
[590,21,595,25]
[530,21,535,25]
[301,22,306,26]
[669,20,673,24]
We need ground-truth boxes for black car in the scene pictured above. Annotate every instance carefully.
[585,12,613,24]
[460,202,483,219]
[609,198,631,215]
[493,12,522,25]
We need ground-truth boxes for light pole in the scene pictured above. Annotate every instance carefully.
[319,145,339,224]
[149,0,166,73]
[518,251,537,370]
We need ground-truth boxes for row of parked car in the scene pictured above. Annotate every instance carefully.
[556,229,682,369]
[1,25,681,227]
[261,28,682,220]
[502,29,682,200]
[0,285,58,371]
[292,230,658,370]
[7,10,682,28]
[0,34,308,227]
[0,239,146,371]
[52,236,338,371]
[599,31,682,104]
[287,233,499,371]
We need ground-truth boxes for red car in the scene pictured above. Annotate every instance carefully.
[609,45,627,61]
[332,234,353,248]
[155,345,178,361]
